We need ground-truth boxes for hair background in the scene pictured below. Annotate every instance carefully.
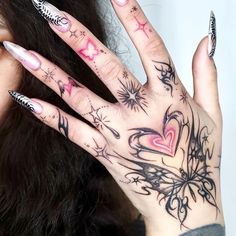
[0,0,134,235]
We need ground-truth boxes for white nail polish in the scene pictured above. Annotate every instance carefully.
[208,11,217,57]
[32,0,71,32]
[9,91,43,114]
[3,41,41,70]
[113,0,129,7]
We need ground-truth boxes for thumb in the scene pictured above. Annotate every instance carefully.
[192,12,221,124]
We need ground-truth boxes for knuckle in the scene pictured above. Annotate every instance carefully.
[144,37,166,58]
[99,59,123,82]
[70,89,90,113]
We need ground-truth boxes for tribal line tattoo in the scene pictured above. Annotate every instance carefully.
[129,107,187,159]
[120,112,218,228]
[57,109,69,138]
[117,80,148,114]
[84,102,120,139]
[32,0,70,30]
[153,59,178,96]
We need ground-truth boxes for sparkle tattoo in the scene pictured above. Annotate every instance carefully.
[180,89,188,104]
[117,80,148,114]
[92,139,118,164]
[84,101,120,139]
[57,109,69,138]
[134,16,150,38]
[153,59,178,96]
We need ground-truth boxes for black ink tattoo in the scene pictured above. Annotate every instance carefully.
[117,79,148,114]
[120,110,218,228]
[92,139,117,164]
[57,109,69,138]
[130,6,138,13]
[123,70,129,79]
[69,29,78,38]
[84,102,120,139]
[153,59,178,96]
[180,89,188,104]
[42,68,56,82]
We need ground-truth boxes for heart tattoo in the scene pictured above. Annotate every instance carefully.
[129,107,188,159]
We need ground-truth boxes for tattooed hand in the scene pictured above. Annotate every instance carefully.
[4,0,224,235]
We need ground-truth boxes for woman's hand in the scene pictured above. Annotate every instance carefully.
[4,0,223,234]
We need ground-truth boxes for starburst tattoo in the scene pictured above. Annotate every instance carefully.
[180,89,188,104]
[123,70,129,79]
[117,79,148,114]
[42,68,56,82]
[130,6,138,13]
[83,100,120,139]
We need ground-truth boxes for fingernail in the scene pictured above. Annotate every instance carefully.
[9,91,43,114]
[3,41,41,70]
[208,11,217,57]
[32,0,71,32]
[113,0,129,7]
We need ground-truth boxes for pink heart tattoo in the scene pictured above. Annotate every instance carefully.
[129,107,186,159]
[149,128,177,157]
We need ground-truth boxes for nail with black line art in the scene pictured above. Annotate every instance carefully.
[32,0,71,32]
[8,91,43,114]
[3,41,41,70]
[208,11,217,58]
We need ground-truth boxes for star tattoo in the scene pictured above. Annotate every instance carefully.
[42,68,56,82]
[117,79,148,114]
[69,29,78,38]
[180,89,188,104]
[134,16,149,38]
[83,101,120,139]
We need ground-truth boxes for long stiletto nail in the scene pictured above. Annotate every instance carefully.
[9,91,43,114]
[113,0,129,7]
[3,41,41,70]
[208,11,217,57]
[32,0,71,32]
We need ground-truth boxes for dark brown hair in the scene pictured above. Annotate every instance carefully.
[0,0,133,235]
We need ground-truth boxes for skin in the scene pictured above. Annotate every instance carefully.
[0,17,21,122]
[2,0,224,235]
